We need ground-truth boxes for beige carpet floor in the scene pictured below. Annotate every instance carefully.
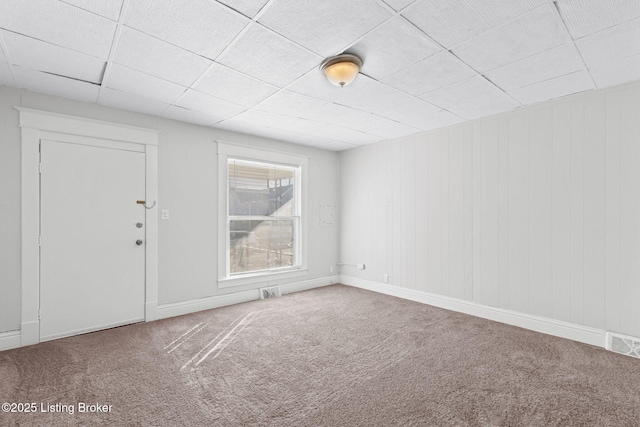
[1,284,639,426]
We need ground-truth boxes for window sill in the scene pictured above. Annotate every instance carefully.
[217,268,308,289]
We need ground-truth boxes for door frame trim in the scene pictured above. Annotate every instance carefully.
[18,107,160,346]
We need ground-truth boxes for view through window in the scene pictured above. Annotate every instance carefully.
[228,158,300,275]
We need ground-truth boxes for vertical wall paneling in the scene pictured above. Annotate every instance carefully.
[441,132,450,297]
[528,107,553,318]
[620,85,640,337]
[405,140,417,289]
[462,125,474,301]
[551,102,572,323]
[415,137,429,291]
[448,126,465,300]
[427,132,443,294]
[570,100,585,325]
[498,116,510,309]
[391,142,405,288]
[508,113,530,313]
[338,82,640,338]
[472,123,482,304]
[583,94,607,329]
[604,90,622,332]
[480,119,500,307]
[375,143,392,286]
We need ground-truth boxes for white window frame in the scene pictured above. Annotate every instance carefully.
[217,141,308,288]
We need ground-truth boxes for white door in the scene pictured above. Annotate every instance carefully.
[39,139,146,341]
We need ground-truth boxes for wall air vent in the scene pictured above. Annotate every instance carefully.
[260,286,281,299]
[606,332,640,359]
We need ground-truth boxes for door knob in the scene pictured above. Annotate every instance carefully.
[136,239,144,246]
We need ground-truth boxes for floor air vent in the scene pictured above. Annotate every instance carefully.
[606,332,640,359]
[260,286,281,299]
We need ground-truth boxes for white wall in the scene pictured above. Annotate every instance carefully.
[340,81,640,338]
[0,85,340,334]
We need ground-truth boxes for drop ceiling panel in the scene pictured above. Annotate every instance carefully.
[382,51,475,96]
[278,117,382,145]
[216,0,270,18]
[102,63,186,104]
[113,27,211,86]
[575,18,640,88]
[484,44,584,92]
[556,0,640,39]
[163,105,222,127]
[175,89,246,120]
[125,0,248,60]
[508,71,594,105]
[60,0,123,21]
[420,76,520,120]
[349,16,441,80]
[254,90,327,118]
[374,97,442,129]
[98,87,170,116]
[452,6,565,73]
[402,0,544,48]
[0,0,116,58]
[216,24,321,88]
[257,0,391,56]
[226,109,290,128]
[334,80,416,114]
[2,31,105,84]
[382,0,416,12]
[313,102,400,132]
[13,66,99,103]
[191,63,278,108]
[369,122,421,139]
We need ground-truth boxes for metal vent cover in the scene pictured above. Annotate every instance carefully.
[606,332,640,359]
[260,286,281,299]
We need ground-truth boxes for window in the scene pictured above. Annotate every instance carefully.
[228,159,300,275]
[217,142,308,287]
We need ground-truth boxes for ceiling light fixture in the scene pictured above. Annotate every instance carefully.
[320,54,363,88]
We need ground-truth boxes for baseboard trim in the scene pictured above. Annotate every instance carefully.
[0,330,21,352]
[340,276,607,348]
[157,276,337,321]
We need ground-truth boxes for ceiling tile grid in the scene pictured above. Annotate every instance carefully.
[113,27,212,87]
[451,6,566,73]
[0,0,638,151]
[2,30,106,84]
[556,0,640,39]
[191,63,279,108]
[216,24,322,88]
[125,0,248,60]
[257,0,392,57]
[59,0,124,21]
[0,0,117,58]
[349,16,441,80]
[102,63,187,105]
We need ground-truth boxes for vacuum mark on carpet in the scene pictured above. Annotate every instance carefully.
[166,322,210,354]
[180,313,247,370]
[195,312,257,366]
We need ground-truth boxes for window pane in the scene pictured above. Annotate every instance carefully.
[228,160,296,216]
[230,219,295,274]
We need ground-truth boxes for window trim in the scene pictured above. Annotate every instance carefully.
[217,141,308,288]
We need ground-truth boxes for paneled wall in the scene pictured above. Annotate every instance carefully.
[340,82,640,337]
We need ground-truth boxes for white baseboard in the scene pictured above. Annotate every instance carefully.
[0,330,21,352]
[340,276,607,349]
[157,276,337,321]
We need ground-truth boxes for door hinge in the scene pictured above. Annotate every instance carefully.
[38,309,40,320]
[38,163,42,174]
[38,236,41,246]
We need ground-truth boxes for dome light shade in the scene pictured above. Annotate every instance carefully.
[321,54,363,88]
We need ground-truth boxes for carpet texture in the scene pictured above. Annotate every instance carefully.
[1,284,639,426]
